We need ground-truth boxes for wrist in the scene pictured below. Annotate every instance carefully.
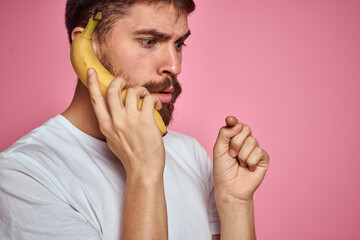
[127,171,164,188]
[215,192,254,216]
[215,194,256,240]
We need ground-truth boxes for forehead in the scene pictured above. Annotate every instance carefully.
[113,3,189,36]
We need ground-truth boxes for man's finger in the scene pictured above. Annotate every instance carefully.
[142,94,162,113]
[225,116,239,127]
[237,136,258,168]
[124,87,151,111]
[214,116,243,154]
[107,77,126,119]
[247,147,263,171]
[247,147,270,172]
[87,68,111,128]
[228,124,252,158]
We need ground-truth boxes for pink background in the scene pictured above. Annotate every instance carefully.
[1,0,360,239]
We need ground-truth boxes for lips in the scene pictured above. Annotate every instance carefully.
[152,86,174,103]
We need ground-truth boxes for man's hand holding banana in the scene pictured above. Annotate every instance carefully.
[87,68,166,180]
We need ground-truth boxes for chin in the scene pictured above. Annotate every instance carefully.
[159,102,175,126]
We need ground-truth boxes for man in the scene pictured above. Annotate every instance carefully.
[0,0,269,239]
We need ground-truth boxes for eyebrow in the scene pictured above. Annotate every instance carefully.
[134,28,191,42]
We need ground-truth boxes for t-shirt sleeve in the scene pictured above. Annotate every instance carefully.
[0,154,102,240]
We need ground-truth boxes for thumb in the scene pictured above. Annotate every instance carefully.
[214,116,243,155]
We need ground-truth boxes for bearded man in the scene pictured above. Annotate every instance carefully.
[0,0,270,239]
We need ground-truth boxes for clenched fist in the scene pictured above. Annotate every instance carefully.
[213,116,270,202]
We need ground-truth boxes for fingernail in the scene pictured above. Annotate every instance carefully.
[229,149,237,157]
[88,68,93,77]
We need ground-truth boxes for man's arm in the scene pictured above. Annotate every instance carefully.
[122,175,167,239]
[87,69,168,239]
[215,198,256,240]
[213,116,270,240]
[212,199,255,240]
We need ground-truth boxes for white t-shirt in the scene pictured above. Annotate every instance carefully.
[0,115,220,240]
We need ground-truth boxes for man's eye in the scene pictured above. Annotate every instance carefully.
[140,39,156,47]
[175,42,186,51]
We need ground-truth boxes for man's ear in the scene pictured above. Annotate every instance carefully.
[71,27,85,42]
[71,26,101,58]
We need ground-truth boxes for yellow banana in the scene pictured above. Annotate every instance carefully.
[70,11,167,136]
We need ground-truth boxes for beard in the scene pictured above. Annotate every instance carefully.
[100,50,182,126]
[142,76,182,126]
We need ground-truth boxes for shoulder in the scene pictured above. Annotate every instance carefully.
[0,120,59,203]
[1,116,64,160]
[164,130,209,160]
[164,130,211,170]
[164,130,204,151]
[0,115,80,203]
[0,115,80,180]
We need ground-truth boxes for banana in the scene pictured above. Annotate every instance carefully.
[70,11,167,136]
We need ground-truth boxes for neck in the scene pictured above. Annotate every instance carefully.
[62,80,106,141]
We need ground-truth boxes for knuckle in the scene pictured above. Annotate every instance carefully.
[250,147,262,159]
[230,137,242,149]
[99,123,110,135]
[117,77,126,85]
[112,119,123,131]
[139,87,150,95]
[126,88,136,95]
[243,125,252,135]
[247,159,256,166]
[153,94,160,102]
[144,94,154,102]
[217,127,229,140]
[106,86,117,96]
[247,136,258,146]
[144,95,155,101]
[90,94,102,104]
[137,86,147,91]
[261,148,270,161]
[255,146,263,154]
[219,126,228,135]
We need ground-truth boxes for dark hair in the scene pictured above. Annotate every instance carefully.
[65,0,195,44]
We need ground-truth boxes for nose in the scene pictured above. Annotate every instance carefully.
[157,45,182,77]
